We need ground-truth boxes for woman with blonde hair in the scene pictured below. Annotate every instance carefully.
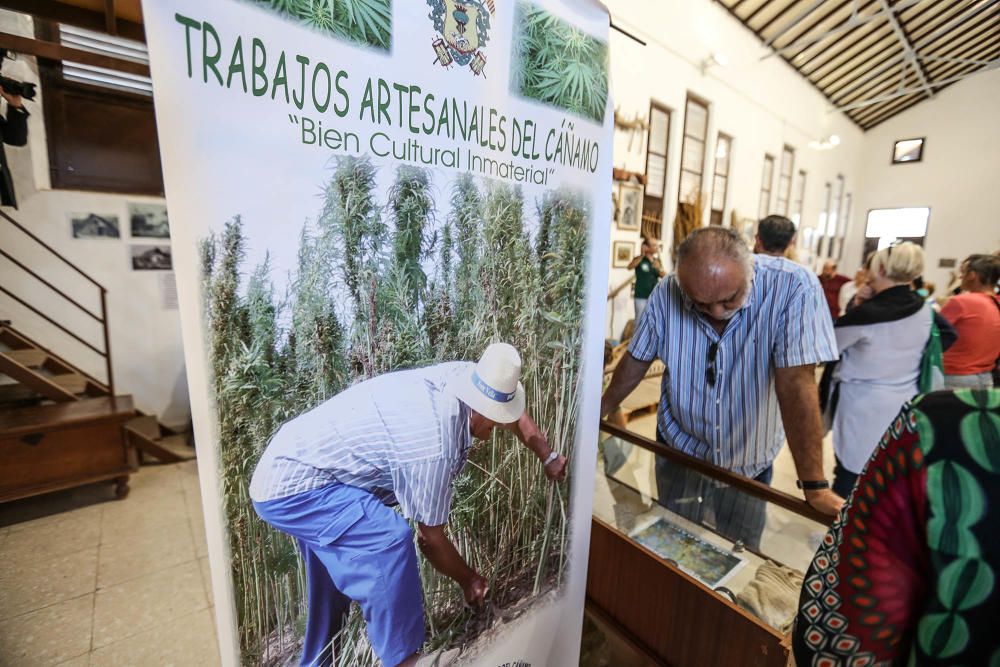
[827,242,939,498]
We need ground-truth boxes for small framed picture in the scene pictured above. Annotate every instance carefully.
[69,213,120,239]
[891,138,924,164]
[128,202,170,238]
[612,240,635,268]
[130,244,173,271]
[617,181,643,231]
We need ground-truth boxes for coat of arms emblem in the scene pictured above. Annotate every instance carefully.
[427,0,494,76]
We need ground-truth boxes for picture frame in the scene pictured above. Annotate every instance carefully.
[128,202,170,239]
[130,244,173,271]
[891,137,924,164]
[612,240,636,268]
[69,212,120,239]
[617,181,643,231]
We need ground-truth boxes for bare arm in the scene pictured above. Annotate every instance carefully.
[774,364,844,515]
[416,523,488,604]
[600,351,653,418]
[626,255,642,270]
[502,411,567,481]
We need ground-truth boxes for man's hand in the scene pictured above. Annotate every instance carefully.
[0,85,23,109]
[461,572,489,606]
[805,488,844,516]
[544,454,568,481]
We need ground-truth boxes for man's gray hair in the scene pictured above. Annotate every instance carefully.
[677,227,753,272]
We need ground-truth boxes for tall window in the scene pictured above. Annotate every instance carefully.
[710,133,732,226]
[643,102,671,220]
[678,96,709,212]
[758,154,775,220]
[826,175,844,259]
[838,192,852,260]
[775,146,795,216]
[791,169,807,227]
[817,182,832,259]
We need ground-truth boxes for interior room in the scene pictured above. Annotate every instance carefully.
[0,0,996,666]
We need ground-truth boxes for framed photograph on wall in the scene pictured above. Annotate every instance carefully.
[891,138,924,164]
[130,244,173,271]
[612,240,636,268]
[69,213,120,239]
[128,202,170,238]
[618,181,643,231]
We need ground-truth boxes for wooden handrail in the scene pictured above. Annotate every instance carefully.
[599,420,834,526]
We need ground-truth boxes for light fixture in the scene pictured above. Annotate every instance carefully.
[700,51,729,75]
[809,135,841,151]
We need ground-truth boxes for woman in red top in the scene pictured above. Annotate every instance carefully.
[940,254,1000,389]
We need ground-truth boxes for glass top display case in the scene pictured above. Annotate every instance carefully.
[587,422,833,667]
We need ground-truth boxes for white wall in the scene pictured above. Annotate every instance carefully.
[845,69,1000,290]
[0,11,189,429]
[603,0,866,338]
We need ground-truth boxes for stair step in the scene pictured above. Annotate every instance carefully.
[156,434,196,461]
[125,415,161,441]
[125,416,190,464]
[51,373,88,395]
[0,353,79,403]
[4,349,46,368]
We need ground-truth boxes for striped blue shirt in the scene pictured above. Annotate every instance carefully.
[249,362,473,526]
[628,255,837,478]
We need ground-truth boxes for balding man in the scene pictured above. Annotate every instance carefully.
[601,228,842,548]
[818,260,850,319]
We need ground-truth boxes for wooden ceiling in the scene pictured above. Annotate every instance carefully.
[0,0,144,42]
[717,0,1000,129]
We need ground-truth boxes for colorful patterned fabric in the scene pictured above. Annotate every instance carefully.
[792,389,1000,665]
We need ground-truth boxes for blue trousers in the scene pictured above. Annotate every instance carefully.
[253,483,425,667]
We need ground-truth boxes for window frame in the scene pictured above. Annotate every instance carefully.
[758,154,775,220]
[775,145,795,216]
[677,94,710,209]
[643,101,672,221]
[709,132,732,226]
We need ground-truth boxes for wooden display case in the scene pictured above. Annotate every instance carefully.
[0,396,138,502]
[587,423,833,667]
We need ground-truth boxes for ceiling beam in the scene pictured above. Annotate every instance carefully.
[878,0,934,97]
[763,0,831,47]
[0,0,144,42]
[834,57,1000,111]
[762,0,922,59]
[0,31,149,76]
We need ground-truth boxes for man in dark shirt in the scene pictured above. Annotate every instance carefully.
[627,237,666,323]
[753,214,796,257]
[818,260,850,319]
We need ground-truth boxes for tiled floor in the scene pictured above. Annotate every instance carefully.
[0,462,220,667]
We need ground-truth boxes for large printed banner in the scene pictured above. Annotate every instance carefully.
[142,0,611,664]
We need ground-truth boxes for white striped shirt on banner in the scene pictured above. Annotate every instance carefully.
[249,362,473,526]
[628,255,837,478]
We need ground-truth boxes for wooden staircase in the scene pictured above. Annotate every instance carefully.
[0,322,192,464]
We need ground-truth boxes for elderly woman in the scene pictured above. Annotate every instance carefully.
[828,243,934,498]
[940,254,1000,389]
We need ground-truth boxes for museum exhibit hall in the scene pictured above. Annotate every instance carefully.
[0,0,997,666]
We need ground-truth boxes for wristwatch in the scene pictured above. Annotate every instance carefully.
[796,479,830,490]
[543,450,559,466]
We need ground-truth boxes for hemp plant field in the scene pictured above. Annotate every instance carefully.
[201,156,590,664]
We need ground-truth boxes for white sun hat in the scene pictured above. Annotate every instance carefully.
[456,342,526,424]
